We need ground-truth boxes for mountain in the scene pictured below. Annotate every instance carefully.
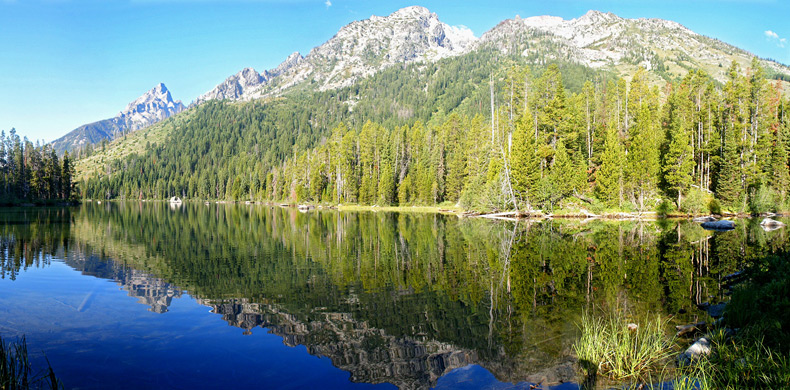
[476,10,789,84]
[196,6,476,104]
[52,83,185,154]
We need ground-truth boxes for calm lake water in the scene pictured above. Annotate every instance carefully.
[0,203,787,389]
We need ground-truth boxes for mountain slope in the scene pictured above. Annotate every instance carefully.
[476,10,790,85]
[196,6,476,104]
[52,83,185,154]
[194,7,789,108]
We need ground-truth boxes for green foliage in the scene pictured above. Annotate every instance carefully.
[77,57,790,214]
[574,311,674,382]
[0,129,75,204]
[0,335,61,390]
[682,188,709,215]
[708,198,722,215]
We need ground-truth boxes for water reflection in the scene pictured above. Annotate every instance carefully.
[0,204,788,389]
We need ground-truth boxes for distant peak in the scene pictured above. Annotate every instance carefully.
[389,6,432,18]
[578,10,619,22]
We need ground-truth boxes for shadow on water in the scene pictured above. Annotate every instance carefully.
[0,203,788,389]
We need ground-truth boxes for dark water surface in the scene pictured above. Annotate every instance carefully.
[0,203,787,389]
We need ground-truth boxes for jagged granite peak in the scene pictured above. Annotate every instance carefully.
[477,10,790,83]
[51,83,185,154]
[200,6,477,102]
[271,52,304,77]
[119,83,185,132]
[291,5,476,90]
[194,67,269,105]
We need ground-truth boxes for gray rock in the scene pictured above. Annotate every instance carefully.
[761,218,785,232]
[706,303,727,318]
[693,216,717,222]
[701,220,735,231]
[679,337,711,365]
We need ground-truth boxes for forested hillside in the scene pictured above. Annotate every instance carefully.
[80,53,789,214]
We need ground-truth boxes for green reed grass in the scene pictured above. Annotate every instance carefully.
[573,311,675,382]
[0,335,60,390]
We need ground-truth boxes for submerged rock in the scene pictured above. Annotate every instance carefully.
[676,322,707,338]
[706,303,727,318]
[701,220,735,231]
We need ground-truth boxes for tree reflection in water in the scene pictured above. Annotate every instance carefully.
[0,204,787,389]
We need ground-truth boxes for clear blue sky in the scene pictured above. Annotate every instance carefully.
[1,0,788,143]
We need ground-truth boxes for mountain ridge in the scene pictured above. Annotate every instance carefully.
[52,83,184,154]
[59,7,790,154]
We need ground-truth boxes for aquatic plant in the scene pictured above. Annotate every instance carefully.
[573,311,675,382]
[0,335,60,390]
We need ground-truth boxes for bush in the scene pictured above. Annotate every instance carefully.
[708,198,721,215]
[682,188,708,215]
[657,198,676,217]
[749,186,776,215]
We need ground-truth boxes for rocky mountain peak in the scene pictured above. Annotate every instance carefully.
[51,83,185,154]
[194,67,269,105]
[119,83,185,132]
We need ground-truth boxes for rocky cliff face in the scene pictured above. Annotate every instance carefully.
[52,83,184,154]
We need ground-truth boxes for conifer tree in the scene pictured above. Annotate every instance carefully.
[595,125,625,206]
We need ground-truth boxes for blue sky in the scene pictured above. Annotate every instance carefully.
[1,0,788,143]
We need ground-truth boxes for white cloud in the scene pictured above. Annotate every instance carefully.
[765,30,786,48]
[324,0,331,7]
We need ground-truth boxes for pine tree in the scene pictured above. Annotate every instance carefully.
[510,113,539,210]
[596,125,625,206]
[662,92,695,209]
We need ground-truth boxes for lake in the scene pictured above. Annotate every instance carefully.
[0,203,787,389]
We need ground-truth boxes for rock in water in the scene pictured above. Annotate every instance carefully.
[679,337,711,365]
[701,220,735,231]
[693,216,717,223]
[761,218,785,227]
[706,303,727,318]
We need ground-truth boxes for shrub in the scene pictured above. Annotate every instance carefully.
[708,198,721,215]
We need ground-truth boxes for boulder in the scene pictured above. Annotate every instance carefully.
[676,322,707,338]
[706,303,727,318]
[679,337,711,365]
[692,216,717,223]
[701,220,735,231]
[760,218,785,227]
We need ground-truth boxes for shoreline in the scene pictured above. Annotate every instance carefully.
[80,199,787,220]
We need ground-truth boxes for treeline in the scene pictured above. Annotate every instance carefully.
[270,59,789,214]
[79,50,614,202]
[0,129,76,204]
[81,56,790,214]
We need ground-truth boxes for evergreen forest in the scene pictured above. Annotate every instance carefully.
[80,54,790,215]
[0,128,76,204]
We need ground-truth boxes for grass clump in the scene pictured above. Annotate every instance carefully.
[673,253,790,389]
[573,311,674,383]
[0,335,60,390]
[674,329,790,389]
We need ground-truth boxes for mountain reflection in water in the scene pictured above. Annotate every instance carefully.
[0,204,787,389]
